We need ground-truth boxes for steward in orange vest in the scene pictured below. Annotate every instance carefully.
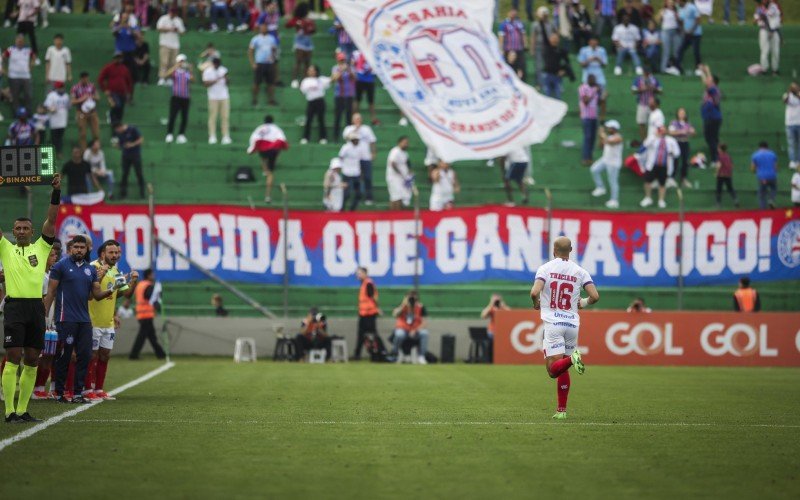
[129,269,166,360]
[354,267,386,360]
[733,277,760,312]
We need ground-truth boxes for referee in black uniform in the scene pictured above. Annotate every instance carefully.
[1,174,61,423]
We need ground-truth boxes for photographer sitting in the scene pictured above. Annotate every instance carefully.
[294,307,331,361]
[391,291,429,364]
[626,297,653,313]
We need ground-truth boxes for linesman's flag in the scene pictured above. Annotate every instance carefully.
[329,0,568,162]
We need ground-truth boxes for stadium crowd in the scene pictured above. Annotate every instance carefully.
[2,0,798,211]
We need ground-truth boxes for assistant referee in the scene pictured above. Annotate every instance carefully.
[1,174,61,423]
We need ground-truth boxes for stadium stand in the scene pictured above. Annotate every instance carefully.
[2,4,798,316]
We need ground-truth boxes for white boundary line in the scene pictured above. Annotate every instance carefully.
[64,419,800,429]
[0,362,175,453]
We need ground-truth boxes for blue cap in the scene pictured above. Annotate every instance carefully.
[16,106,28,118]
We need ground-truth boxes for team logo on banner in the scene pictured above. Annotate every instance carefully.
[777,220,800,268]
[330,0,567,161]
[58,215,92,244]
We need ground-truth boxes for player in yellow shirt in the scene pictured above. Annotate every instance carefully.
[1,175,61,423]
[85,240,138,401]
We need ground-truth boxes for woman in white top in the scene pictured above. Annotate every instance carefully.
[429,161,459,211]
[784,82,800,168]
[590,119,624,209]
[83,138,115,196]
[323,157,345,212]
[299,65,330,144]
[658,0,681,74]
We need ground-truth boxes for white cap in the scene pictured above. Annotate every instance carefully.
[347,132,360,141]
[536,6,549,18]
[176,54,188,63]
[329,158,342,170]
[604,120,621,130]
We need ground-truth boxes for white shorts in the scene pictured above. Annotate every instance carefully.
[92,327,116,350]
[542,321,578,358]
[429,194,453,212]
[636,104,650,125]
[387,179,411,205]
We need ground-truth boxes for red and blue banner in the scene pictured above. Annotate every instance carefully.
[56,204,800,286]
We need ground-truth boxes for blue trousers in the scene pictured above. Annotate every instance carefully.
[54,322,93,395]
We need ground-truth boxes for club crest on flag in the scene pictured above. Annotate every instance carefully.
[331,0,567,162]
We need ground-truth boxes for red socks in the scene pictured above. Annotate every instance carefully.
[95,360,109,392]
[548,356,573,378]
[557,372,570,412]
[66,360,75,393]
[84,358,98,391]
[35,365,50,389]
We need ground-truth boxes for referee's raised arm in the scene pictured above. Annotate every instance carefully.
[42,174,62,240]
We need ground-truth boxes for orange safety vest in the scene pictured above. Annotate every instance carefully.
[135,279,155,319]
[734,288,758,312]
[358,278,379,317]
[395,303,424,330]
[487,306,499,334]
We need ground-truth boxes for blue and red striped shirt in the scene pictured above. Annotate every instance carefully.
[498,18,526,52]
[333,64,356,98]
[8,120,36,146]
[172,68,191,98]
[632,75,661,106]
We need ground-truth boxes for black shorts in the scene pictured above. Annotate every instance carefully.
[3,299,47,350]
[644,165,668,186]
[254,63,276,85]
[259,150,279,171]
[356,80,375,104]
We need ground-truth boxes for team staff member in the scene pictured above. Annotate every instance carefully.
[2,175,61,423]
[85,240,138,400]
[733,277,761,312]
[354,267,383,360]
[130,269,167,360]
[45,235,115,404]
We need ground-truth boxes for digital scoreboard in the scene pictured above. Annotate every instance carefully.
[0,146,56,187]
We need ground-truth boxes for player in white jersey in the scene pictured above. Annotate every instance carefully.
[530,237,600,420]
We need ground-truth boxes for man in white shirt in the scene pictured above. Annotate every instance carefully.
[503,146,530,207]
[646,96,665,140]
[530,236,599,420]
[784,82,800,169]
[323,158,345,212]
[386,136,412,210]
[342,113,377,205]
[156,8,185,86]
[3,34,35,112]
[15,0,40,64]
[202,57,231,145]
[43,81,69,158]
[44,33,71,87]
[338,133,363,211]
[611,15,642,76]
[590,120,624,209]
[641,126,680,208]
[756,0,781,75]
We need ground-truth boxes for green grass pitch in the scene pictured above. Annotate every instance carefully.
[1,358,798,498]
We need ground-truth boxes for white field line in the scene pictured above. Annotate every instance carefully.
[66,419,800,429]
[0,362,175,453]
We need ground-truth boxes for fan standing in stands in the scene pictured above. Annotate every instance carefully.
[2,175,61,423]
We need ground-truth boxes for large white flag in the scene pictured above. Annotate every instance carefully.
[329,0,567,162]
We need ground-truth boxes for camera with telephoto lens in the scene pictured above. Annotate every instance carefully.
[315,313,326,323]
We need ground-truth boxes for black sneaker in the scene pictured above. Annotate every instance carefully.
[18,412,42,423]
[4,413,20,423]
[71,395,91,404]
[55,395,72,404]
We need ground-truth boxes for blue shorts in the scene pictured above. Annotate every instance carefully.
[294,35,313,52]
[505,162,527,183]
[43,330,58,356]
